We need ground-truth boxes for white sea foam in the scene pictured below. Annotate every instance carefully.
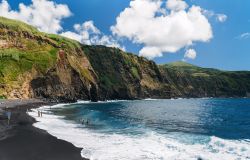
[76,100,92,104]
[103,100,129,103]
[75,100,129,104]
[144,98,159,101]
[28,105,250,160]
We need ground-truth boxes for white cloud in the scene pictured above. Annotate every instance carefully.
[202,10,227,23]
[139,47,162,59]
[0,0,71,33]
[184,48,196,59]
[202,9,214,18]
[60,31,82,42]
[167,0,188,11]
[111,0,213,59]
[0,0,124,50]
[216,14,227,22]
[61,21,124,50]
[237,32,250,40]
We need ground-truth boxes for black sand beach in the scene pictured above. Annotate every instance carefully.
[0,99,86,160]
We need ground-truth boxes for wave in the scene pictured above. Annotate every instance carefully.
[75,100,129,104]
[28,105,250,160]
[144,98,159,101]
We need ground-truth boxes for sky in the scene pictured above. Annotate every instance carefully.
[1,0,250,71]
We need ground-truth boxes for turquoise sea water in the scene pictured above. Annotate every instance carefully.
[29,98,250,160]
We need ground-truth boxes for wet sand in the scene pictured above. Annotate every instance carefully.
[0,99,86,160]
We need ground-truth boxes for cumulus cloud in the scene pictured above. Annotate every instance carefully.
[167,0,188,11]
[0,0,71,33]
[111,0,213,59]
[184,48,197,60]
[61,21,124,49]
[0,0,123,49]
[61,21,100,45]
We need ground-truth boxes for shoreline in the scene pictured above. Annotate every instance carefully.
[0,99,87,160]
[21,98,250,160]
[1,98,249,160]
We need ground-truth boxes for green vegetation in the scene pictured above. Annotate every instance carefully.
[47,33,82,52]
[166,61,196,67]
[192,73,210,77]
[82,45,168,99]
[0,17,40,34]
[0,95,5,99]
[0,47,57,84]
[83,45,125,89]
[160,61,250,97]
[162,61,219,73]
[131,67,140,79]
[0,17,69,98]
[0,16,101,99]
[0,16,83,87]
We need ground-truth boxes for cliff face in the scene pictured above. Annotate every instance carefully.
[160,62,250,98]
[83,45,170,100]
[0,17,169,101]
[0,17,250,101]
[0,17,98,101]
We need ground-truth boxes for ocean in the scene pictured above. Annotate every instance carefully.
[28,98,250,160]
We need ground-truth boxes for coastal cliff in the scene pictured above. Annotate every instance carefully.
[160,62,250,98]
[0,17,250,102]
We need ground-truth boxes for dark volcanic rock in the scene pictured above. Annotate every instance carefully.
[30,68,89,102]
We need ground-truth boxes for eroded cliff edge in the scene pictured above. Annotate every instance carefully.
[0,17,250,102]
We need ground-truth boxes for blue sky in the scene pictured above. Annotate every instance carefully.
[3,0,250,70]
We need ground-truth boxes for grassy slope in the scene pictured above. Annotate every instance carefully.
[160,61,250,97]
[0,17,55,90]
[0,17,92,98]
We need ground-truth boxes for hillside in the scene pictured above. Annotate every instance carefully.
[160,61,250,98]
[0,17,99,101]
[0,17,250,101]
[0,17,170,101]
